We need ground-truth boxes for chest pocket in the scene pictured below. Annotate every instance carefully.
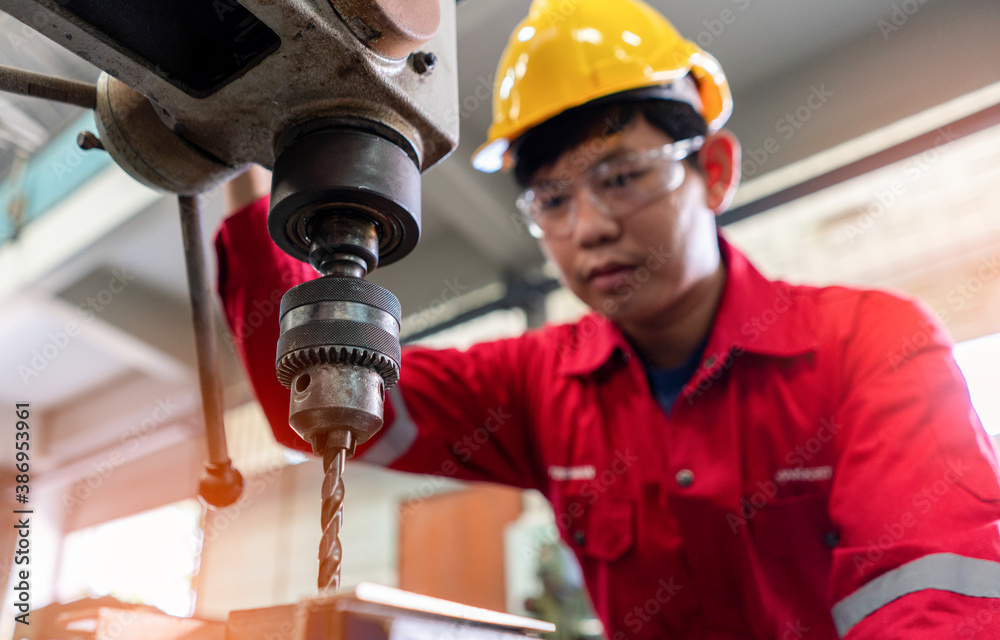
[749,492,837,635]
[751,492,835,559]
[554,490,636,562]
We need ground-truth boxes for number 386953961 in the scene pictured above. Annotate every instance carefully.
[15,404,30,498]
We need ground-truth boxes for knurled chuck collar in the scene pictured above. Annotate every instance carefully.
[275,277,402,387]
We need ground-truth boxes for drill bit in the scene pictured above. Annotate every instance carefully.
[318,443,348,592]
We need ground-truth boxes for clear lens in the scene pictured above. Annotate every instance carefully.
[516,137,703,239]
[516,183,575,238]
[590,154,685,215]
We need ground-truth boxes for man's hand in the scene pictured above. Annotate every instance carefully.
[225,165,272,216]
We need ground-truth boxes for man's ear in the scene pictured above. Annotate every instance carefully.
[697,129,741,214]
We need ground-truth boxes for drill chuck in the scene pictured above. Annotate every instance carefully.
[276,277,402,452]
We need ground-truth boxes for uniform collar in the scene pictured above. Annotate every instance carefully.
[556,234,819,377]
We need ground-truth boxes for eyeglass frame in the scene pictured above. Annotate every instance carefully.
[515,135,706,239]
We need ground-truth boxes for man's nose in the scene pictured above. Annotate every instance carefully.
[571,189,620,246]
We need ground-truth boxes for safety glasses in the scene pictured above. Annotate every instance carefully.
[516,136,704,239]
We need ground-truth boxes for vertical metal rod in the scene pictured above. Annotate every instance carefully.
[319,445,348,592]
[179,195,243,507]
[0,64,97,109]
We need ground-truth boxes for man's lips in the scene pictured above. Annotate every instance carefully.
[586,263,636,293]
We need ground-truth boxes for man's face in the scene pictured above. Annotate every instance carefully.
[533,116,723,326]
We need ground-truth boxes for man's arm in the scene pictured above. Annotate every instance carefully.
[215,177,542,488]
[826,292,1000,638]
[216,178,316,454]
[224,165,273,213]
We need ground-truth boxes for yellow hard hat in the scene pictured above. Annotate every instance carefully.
[472,0,733,173]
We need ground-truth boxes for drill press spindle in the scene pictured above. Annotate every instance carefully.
[270,126,415,591]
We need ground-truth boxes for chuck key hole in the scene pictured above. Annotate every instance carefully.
[295,373,311,393]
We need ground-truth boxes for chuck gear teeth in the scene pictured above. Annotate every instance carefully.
[277,346,399,389]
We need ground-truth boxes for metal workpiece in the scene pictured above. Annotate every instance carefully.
[228,583,555,640]
[178,195,244,509]
[269,126,422,268]
[0,0,459,171]
[94,75,245,195]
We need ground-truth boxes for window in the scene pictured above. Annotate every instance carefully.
[56,499,203,617]
[953,332,1000,436]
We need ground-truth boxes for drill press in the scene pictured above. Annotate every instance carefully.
[0,0,456,592]
[0,2,555,635]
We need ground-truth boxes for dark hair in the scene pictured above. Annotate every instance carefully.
[512,98,708,188]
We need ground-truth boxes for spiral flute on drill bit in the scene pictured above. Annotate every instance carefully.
[319,447,347,592]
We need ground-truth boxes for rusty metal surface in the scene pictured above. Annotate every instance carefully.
[1,0,459,172]
[178,195,244,508]
[0,63,96,109]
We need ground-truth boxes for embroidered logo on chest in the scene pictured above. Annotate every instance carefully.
[548,465,597,481]
[774,465,834,484]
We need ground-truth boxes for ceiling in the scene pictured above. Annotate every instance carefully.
[0,13,100,172]
[4,0,1000,492]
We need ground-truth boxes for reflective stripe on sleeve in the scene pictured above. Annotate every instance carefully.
[356,386,418,466]
[832,552,1000,637]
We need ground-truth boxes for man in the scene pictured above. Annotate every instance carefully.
[216,0,1000,637]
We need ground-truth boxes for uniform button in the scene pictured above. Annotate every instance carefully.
[703,355,717,369]
[572,530,586,547]
[823,531,840,548]
[675,469,695,488]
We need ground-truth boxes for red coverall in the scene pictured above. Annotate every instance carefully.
[216,196,1000,639]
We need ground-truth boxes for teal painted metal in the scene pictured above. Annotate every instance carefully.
[0,111,113,243]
